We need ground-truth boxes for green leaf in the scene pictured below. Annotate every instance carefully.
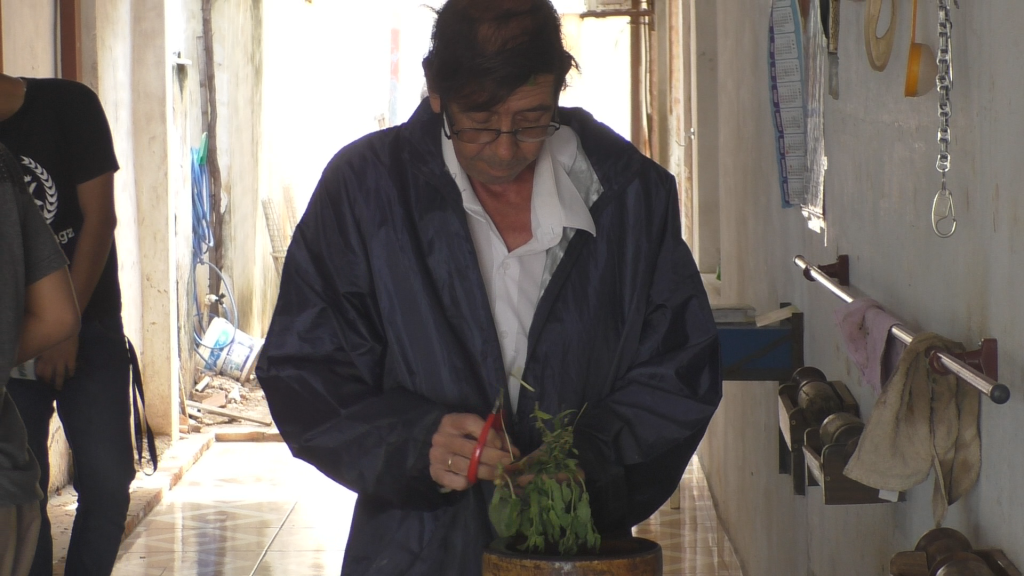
[548,509,561,530]
[576,497,591,524]
[489,485,520,538]
[574,516,589,539]
[552,481,565,510]
[557,508,572,529]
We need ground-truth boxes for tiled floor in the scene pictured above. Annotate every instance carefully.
[634,464,744,575]
[112,443,354,576]
[113,442,742,575]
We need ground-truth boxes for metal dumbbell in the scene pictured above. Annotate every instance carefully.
[819,412,864,447]
[915,528,995,576]
[932,552,995,576]
[792,367,842,427]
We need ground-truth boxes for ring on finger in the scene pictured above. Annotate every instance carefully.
[447,455,454,471]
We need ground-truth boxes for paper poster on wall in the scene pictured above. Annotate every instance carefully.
[802,0,828,233]
[768,0,828,234]
[769,0,806,207]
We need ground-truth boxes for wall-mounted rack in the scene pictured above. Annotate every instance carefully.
[794,255,1010,405]
[802,419,905,505]
[778,366,905,504]
[778,367,859,496]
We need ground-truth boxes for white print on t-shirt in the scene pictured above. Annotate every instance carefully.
[55,227,75,245]
[20,155,58,224]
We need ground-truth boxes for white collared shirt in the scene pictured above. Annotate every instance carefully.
[442,126,597,411]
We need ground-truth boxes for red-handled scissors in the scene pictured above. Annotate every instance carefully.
[466,395,504,485]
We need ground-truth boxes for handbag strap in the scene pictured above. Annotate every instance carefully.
[127,338,158,476]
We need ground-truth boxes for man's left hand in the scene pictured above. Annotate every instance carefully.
[34,336,78,391]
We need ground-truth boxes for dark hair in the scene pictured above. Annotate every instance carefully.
[422,0,578,112]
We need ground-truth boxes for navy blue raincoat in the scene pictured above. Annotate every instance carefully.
[256,100,722,576]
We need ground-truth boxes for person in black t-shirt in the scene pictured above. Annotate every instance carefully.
[0,74,135,576]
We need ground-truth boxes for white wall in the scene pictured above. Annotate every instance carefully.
[210,0,265,338]
[93,0,182,436]
[1,0,56,76]
[94,0,143,361]
[560,14,631,141]
[700,1,1024,574]
[255,0,396,334]
[261,0,394,225]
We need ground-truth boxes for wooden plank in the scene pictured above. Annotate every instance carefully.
[185,400,273,427]
[779,384,807,494]
[889,551,928,576]
[832,380,860,417]
[806,420,908,505]
[778,389,796,449]
[59,0,82,81]
[790,445,806,495]
[976,550,1023,576]
[802,444,822,488]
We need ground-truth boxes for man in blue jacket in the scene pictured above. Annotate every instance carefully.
[256,0,722,574]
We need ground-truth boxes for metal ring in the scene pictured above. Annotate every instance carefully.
[447,455,454,471]
[932,190,957,238]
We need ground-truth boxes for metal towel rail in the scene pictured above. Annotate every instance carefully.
[794,255,1011,405]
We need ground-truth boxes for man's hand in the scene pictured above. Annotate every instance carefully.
[34,335,78,391]
[430,413,520,492]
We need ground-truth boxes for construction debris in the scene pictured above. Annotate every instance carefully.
[194,375,212,393]
[186,374,273,430]
[227,384,242,405]
[201,390,227,408]
[185,400,273,427]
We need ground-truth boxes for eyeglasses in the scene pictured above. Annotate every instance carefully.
[443,111,561,144]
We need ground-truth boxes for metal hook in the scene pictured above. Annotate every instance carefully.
[932,189,957,238]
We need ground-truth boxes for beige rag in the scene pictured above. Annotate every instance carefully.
[843,332,980,526]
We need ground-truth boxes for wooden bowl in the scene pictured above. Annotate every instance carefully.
[483,536,662,576]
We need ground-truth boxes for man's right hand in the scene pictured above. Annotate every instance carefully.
[34,335,79,391]
[430,413,519,492]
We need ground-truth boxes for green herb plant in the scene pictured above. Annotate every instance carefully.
[488,404,601,556]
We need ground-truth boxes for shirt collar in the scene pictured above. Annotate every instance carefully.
[545,126,597,237]
[442,127,597,247]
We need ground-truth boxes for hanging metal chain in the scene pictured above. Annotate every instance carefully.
[932,0,957,238]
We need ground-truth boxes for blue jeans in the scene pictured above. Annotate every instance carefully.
[7,317,135,576]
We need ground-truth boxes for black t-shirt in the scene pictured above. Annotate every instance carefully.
[0,78,122,320]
